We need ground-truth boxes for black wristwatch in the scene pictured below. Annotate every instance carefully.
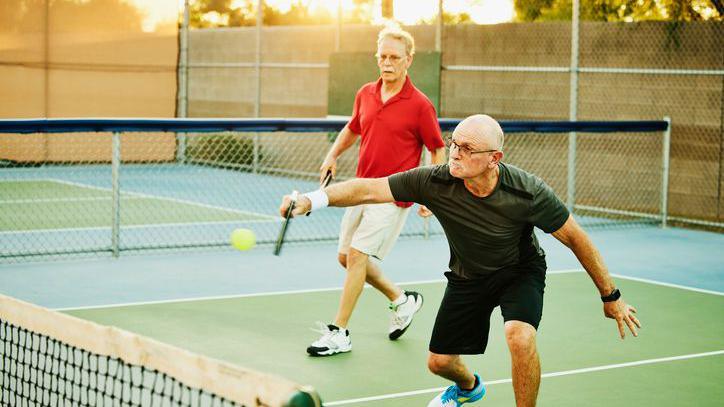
[601,288,621,302]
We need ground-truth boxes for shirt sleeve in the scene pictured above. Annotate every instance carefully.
[388,166,433,205]
[529,180,570,233]
[417,102,445,151]
[347,88,363,135]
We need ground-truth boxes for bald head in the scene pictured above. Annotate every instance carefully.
[454,114,504,151]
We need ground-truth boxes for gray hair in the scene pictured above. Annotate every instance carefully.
[377,23,415,56]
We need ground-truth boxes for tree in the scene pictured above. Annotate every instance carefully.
[443,11,473,24]
[263,1,335,25]
[188,0,254,28]
[514,0,722,22]
[382,0,393,19]
[188,0,377,28]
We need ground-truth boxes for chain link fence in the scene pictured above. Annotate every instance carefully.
[179,3,722,231]
[0,119,671,262]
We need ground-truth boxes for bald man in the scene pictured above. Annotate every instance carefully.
[281,114,641,407]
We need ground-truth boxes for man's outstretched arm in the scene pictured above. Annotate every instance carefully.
[552,214,642,339]
[279,177,395,218]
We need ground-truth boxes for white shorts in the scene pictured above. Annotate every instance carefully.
[337,203,411,260]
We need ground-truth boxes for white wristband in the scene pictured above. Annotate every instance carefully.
[303,189,329,212]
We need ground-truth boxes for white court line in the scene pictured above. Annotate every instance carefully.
[0,218,278,236]
[51,269,587,311]
[612,273,724,296]
[48,178,278,220]
[54,268,723,311]
[0,196,144,204]
[324,350,724,406]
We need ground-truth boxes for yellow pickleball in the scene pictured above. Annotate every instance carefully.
[230,228,256,251]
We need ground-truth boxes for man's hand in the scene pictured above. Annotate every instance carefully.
[417,204,433,217]
[279,193,311,218]
[604,299,641,339]
[319,158,337,184]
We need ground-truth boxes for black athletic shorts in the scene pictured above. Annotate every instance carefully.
[429,256,547,355]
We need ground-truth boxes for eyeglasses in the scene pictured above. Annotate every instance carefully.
[448,140,498,157]
[376,54,404,63]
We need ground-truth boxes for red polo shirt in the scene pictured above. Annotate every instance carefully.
[347,76,444,207]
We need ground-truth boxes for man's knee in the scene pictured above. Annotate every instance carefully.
[427,353,454,375]
[337,253,347,268]
[504,321,537,356]
[347,248,368,266]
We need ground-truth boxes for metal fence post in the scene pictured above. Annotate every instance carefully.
[255,0,263,117]
[567,0,580,212]
[176,0,189,163]
[421,148,430,239]
[111,132,121,257]
[253,132,260,174]
[661,116,671,228]
[335,0,342,52]
[435,0,443,52]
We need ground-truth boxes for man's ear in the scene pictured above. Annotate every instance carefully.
[405,55,413,69]
[491,151,504,166]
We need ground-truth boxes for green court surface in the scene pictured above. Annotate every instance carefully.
[0,180,269,231]
[65,272,724,406]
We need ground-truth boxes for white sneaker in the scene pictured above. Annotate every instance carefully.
[306,323,352,356]
[388,291,424,340]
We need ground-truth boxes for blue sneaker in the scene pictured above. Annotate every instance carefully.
[427,373,485,406]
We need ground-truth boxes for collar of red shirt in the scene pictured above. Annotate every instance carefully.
[371,75,414,103]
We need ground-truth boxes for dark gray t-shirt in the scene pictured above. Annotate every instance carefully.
[389,163,569,279]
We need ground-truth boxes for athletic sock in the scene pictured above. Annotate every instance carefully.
[392,293,407,307]
[461,375,479,392]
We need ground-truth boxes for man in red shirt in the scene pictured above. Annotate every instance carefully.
[307,25,446,357]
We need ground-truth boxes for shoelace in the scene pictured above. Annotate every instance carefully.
[389,298,411,327]
[389,295,410,312]
[310,321,331,334]
[390,313,406,327]
[440,385,460,403]
[310,322,345,348]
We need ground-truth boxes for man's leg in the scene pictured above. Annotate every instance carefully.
[333,247,373,328]
[337,250,420,340]
[427,352,485,406]
[427,353,477,390]
[337,253,402,302]
[504,321,540,407]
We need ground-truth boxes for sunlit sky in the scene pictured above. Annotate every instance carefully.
[128,0,515,32]
[262,0,516,25]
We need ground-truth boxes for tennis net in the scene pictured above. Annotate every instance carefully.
[2,118,688,262]
[0,293,321,407]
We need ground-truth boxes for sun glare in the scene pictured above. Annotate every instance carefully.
[124,0,516,31]
[261,0,357,15]
[248,0,515,25]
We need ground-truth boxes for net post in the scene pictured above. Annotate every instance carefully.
[661,116,671,228]
[111,132,121,257]
[284,386,323,407]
